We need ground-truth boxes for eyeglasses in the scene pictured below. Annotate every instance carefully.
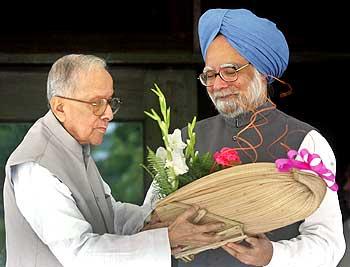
[198,62,251,87]
[55,95,122,116]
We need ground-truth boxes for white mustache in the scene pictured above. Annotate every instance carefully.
[212,89,240,101]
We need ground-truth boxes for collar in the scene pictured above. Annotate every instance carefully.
[43,110,89,159]
[222,101,275,128]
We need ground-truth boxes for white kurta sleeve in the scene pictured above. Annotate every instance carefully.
[266,130,346,267]
[101,180,155,235]
[12,162,171,267]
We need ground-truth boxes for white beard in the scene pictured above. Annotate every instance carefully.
[209,69,267,118]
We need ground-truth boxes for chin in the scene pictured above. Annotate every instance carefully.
[88,131,106,145]
[214,102,247,118]
[90,137,104,146]
[94,140,104,146]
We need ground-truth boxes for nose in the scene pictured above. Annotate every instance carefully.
[101,104,113,122]
[211,74,229,92]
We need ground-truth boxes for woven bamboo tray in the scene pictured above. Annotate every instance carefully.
[155,162,327,260]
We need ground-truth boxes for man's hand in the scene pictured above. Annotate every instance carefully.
[222,233,273,266]
[168,205,224,252]
[141,211,169,231]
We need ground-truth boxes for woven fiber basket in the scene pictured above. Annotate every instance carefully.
[155,162,327,260]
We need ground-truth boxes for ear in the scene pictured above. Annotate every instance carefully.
[49,96,66,122]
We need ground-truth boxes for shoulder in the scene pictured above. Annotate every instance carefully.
[196,114,222,127]
[7,116,52,165]
[181,115,222,139]
[300,129,336,173]
[273,108,317,132]
[13,162,73,198]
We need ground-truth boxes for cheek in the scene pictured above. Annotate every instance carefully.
[234,78,250,93]
[206,86,214,94]
[88,120,100,133]
[77,119,98,139]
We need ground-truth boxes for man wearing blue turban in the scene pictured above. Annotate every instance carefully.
[180,8,345,267]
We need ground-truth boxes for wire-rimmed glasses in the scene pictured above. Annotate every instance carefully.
[55,95,122,116]
[198,62,251,86]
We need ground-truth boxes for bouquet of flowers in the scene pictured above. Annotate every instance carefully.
[142,84,241,198]
[142,84,330,261]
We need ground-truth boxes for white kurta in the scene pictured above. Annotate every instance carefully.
[265,130,345,267]
[12,162,171,267]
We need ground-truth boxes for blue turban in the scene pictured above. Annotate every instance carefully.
[198,9,289,82]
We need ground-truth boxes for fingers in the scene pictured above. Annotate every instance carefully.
[175,205,200,222]
[222,244,238,257]
[225,242,250,254]
[245,236,258,246]
[224,235,273,266]
[222,245,251,265]
[245,234,269,246]
[188,232,224,245]
[169,204,227,249]
[149,211,161,224]
[196,222,225,233]
[171,246,184,255]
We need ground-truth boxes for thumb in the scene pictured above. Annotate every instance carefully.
[171,246,185,254]
[257,233,269,240]
[149,211,161,224]
[245,236,257,246]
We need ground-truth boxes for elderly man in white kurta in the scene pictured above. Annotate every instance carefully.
[4,54,224,267]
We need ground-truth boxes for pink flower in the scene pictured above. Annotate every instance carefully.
[214,147,241,167]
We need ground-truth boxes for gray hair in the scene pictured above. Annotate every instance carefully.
[47,54,107,101]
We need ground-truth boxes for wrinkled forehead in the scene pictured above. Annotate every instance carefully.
[74,68,114,98]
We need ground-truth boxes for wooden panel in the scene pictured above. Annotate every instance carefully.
[0,66,197,123]
[0,69,49,121]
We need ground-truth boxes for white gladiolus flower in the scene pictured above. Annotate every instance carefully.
[168,129,187,151]
[167,150,189,176]
[157,144,188,176]
[156,147,167,162]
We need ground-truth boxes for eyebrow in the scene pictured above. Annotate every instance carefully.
[220,63,240,68]
[203,63,241,72]
[203,66,214,72]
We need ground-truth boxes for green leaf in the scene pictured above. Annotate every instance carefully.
[144,147,176,197]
